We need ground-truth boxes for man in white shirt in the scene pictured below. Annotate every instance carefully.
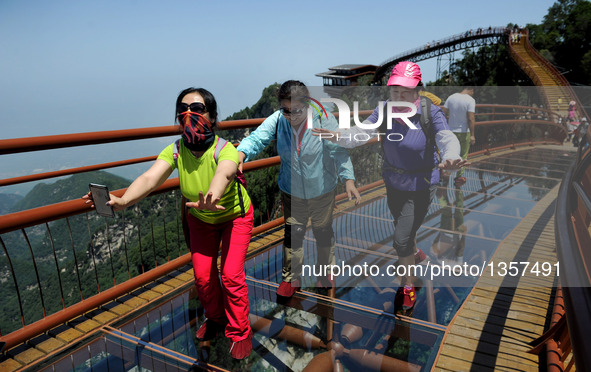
[443,87,475,186]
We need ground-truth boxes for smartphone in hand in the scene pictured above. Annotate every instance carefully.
[89,183,115,217]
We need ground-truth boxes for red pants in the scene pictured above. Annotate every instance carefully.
[187,205,254,341]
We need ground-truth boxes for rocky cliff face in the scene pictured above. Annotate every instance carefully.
[87,222,137,266]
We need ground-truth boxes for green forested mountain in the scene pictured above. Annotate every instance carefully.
[0,193,22,214]
[528,0,591,85]
[221,83,282,225]
[0,171,185,335]
[3,172,132,264]
[217,83,281,143]
[225,83,280,121]
[10,171,130,212]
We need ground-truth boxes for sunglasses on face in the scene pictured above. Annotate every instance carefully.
[176,102,207,115]
[280,106,306,116]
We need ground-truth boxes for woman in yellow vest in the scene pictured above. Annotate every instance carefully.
[84,87,254,359]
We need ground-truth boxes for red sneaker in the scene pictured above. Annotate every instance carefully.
[395,284,417,311]
[454,176,467,186]
[195,318,226,341]
[277,279,300,297]
[414,248,427,264]
[230,330,253,360]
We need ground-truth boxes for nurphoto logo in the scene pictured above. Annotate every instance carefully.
[307,98,418,143]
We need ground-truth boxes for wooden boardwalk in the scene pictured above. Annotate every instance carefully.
[434,181,560,371]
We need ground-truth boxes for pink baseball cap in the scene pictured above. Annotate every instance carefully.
[387,61,422,87]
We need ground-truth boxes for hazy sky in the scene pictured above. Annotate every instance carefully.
[0,0,557,194]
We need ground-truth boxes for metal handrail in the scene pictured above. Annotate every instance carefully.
[522,29,568,87]
[380,26,506,65]
[0,118,266,155]
[0,156,158,187]
[374,26,508,80]
[554,132,591,371]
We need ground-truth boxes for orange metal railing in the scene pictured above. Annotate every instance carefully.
[550,128,591,371]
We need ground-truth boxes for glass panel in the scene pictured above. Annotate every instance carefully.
[38,332,194,372]
[468,161,566,179]
[112,280,444,371]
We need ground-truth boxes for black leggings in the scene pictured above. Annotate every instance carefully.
[386,185,437,257]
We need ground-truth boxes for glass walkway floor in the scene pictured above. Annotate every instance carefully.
[33,147,575,372]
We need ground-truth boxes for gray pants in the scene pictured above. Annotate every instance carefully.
[281,190,336,282]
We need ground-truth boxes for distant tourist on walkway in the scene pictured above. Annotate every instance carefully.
[237,80,360,298]
[443,86,476,186]
[84,87,254,360]
[568,101,577,122]
[573,117,588,147]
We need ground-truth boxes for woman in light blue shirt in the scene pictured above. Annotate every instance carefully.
[237,80,360,297]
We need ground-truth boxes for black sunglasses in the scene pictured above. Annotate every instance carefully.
[280,106,306,116]
[177,102,207,115]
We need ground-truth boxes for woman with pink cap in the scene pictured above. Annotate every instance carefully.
[313,61,469,313]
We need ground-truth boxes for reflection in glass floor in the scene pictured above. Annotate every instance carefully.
[34,148,574,371]
[38,281,444,371]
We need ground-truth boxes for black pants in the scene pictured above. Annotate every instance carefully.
[386,185,437,257]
